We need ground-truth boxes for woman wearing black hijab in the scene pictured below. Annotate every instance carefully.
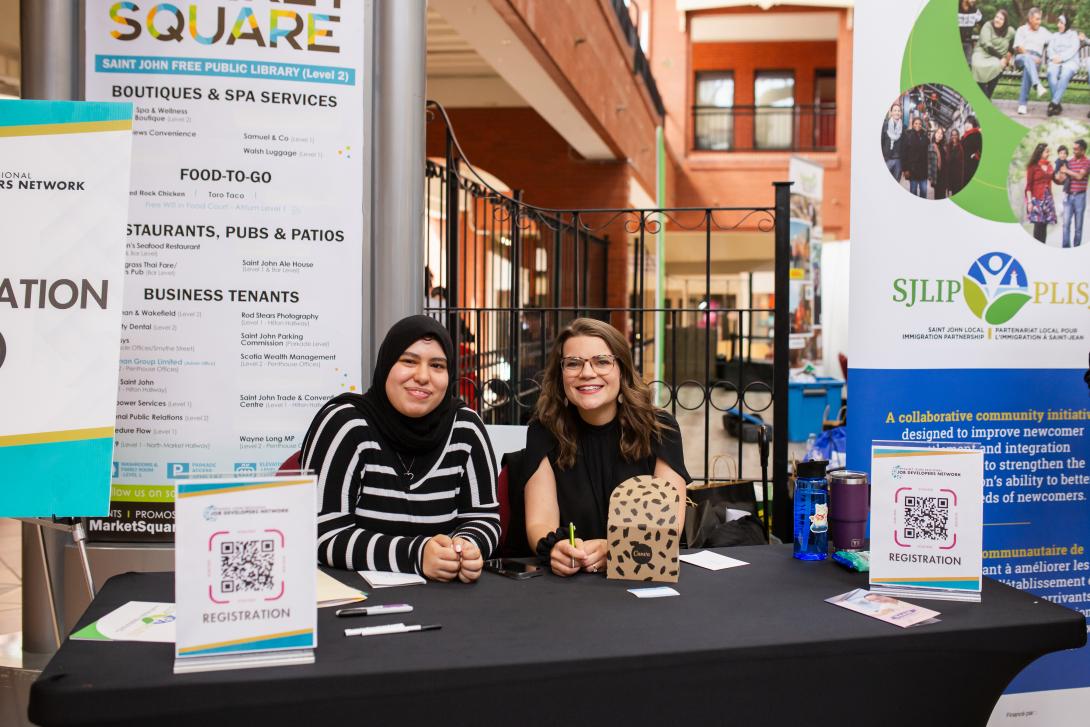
[302,315,499,581]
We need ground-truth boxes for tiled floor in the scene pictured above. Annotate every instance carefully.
[0,518,20,637]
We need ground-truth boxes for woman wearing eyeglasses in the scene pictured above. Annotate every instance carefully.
[524,318,691,576]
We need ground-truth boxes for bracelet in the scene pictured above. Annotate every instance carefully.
[535,527,569,568]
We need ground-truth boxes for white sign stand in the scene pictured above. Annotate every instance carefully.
[174,472,316,674]
[870,441,984,602]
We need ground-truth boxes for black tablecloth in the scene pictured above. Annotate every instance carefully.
[29,545,1086,727]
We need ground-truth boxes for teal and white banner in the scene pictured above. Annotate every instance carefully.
[851,2,1089,723]
[0,100,133,516]
[83,1,366,537]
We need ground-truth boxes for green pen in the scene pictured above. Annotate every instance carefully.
[568,522,576,568]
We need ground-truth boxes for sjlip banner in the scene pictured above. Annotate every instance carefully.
[850,2,1089,723]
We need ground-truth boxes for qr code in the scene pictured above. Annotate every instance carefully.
[218,539,276,593]
[902,496,949,541]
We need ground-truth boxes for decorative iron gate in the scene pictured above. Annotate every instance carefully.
[425,102,793,540]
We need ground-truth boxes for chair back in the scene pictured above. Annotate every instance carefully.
[278,450,302,474]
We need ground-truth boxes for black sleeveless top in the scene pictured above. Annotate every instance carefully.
[525,411,690,540]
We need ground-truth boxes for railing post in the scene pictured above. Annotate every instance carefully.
[553,222,563,336]
[772,181,793,542]
[445,133,460,387]
[509,191,524,423]
[601,234,609,308]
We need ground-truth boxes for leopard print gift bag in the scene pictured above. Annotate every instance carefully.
[606,476,681,583]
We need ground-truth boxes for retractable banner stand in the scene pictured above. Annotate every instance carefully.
[850,2,1089,724]
[0,100,133,516]
[83,1,366,538]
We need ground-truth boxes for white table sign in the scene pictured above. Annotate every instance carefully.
[870,442,984,602]
[174,475,316,673]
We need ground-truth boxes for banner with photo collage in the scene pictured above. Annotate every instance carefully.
[83,1,365,540]
[788,156,824,367]
[851,1,1089,723]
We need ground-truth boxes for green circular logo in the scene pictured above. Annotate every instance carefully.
[963,252,1032,324]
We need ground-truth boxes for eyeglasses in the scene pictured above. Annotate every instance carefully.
[560,355,617,375]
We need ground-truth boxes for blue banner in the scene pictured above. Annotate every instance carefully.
[850,367,1090,693]
[95,54,355,85]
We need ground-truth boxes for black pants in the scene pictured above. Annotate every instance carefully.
[1033,222,1048,242]
[978,78,1000,99]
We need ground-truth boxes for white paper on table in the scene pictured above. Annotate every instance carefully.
[359,571,426,589]
[627,586,680,599]
[678,550,750,571]
[71,601,176,643]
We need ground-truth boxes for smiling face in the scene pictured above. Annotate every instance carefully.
[911,118,923,132]
[561,335,621,423]
[1029,11,1041,30]
[993,10,1006,29]
[384,337,449,418]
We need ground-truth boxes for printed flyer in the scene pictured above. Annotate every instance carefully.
[850,1,1089,722]
[0,100,133,516]
[82,1,365,537]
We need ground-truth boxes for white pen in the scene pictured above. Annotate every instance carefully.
[335,603,413,618]
[344,623,442,637]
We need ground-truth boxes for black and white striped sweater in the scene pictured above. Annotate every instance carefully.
[303,401,500,574]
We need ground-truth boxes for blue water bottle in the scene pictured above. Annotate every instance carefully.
[793,459,829,561]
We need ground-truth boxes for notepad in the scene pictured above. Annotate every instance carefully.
[678,550,750,571]
[627,586,680,599]
[317,570,368,608]
[359,570,427,589]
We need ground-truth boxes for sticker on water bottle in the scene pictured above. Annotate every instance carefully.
[810,503,829,533]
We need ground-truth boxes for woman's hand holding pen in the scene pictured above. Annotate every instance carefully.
[550,539,584,577]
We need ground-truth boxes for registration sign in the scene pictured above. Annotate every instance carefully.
[174,474,316,673]
[870,441,984,602]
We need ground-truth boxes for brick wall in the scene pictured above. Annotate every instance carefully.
[426,107,636,311]
[650,3,853,239]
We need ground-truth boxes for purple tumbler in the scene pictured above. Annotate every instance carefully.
[828,469,868,551]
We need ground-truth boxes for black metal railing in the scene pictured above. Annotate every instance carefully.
[426,101,793,541]
[693,103,837,151]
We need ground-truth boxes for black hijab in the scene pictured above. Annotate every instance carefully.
[356,315,465,455]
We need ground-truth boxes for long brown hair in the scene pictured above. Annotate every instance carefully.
[534,318,669,469]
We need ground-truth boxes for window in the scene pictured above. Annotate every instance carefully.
[754,71,795,150]
[693,71,734,151]
[813,69,837,149]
